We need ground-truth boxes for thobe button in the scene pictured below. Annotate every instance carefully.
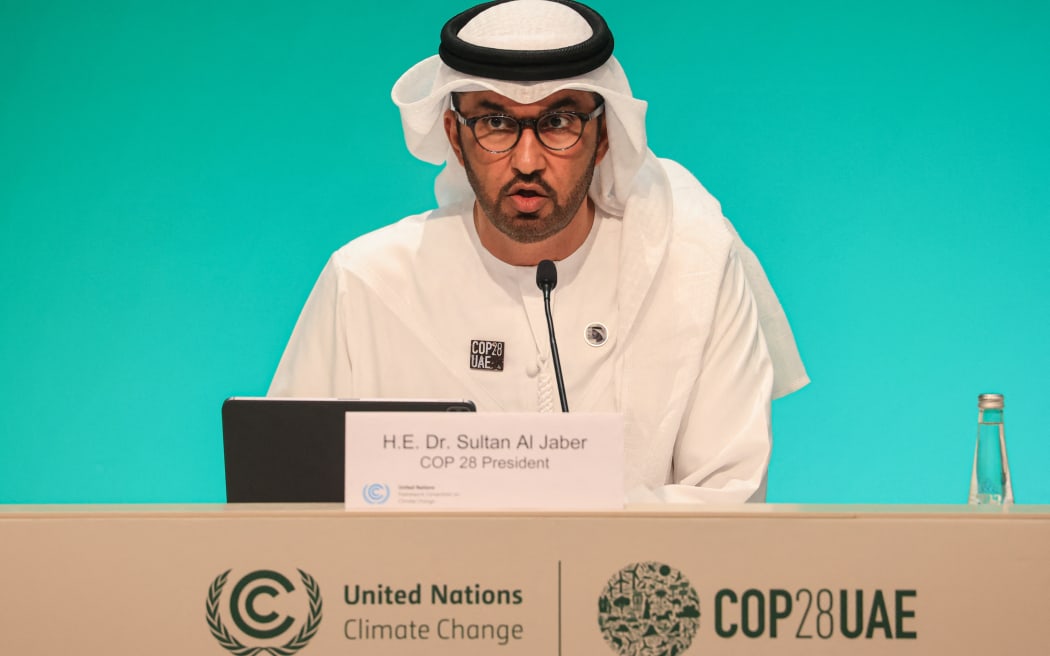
[527,355,548,377]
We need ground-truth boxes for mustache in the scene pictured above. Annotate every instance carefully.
[501,174,556,198]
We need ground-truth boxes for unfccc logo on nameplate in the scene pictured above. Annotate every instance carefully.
[206,568,323,654]
[362,483,391,504]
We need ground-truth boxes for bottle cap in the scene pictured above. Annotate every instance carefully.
[978,393,1004,409]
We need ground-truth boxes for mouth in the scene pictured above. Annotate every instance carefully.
[506,185,549,215]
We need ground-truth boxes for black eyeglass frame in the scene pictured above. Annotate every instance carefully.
[453,102,606,153]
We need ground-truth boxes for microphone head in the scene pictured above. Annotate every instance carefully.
[536,259,558,291]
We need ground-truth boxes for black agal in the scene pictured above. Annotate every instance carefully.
[438,0,614,81]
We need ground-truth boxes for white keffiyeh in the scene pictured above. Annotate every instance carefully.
[389,0,808,397]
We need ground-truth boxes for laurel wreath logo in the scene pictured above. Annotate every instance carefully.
[362,483,390,504]
[206,569,323,656]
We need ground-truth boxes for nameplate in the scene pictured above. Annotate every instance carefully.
[345,412,624,510]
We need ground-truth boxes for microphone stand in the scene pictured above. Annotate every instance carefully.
[536,260,569,412]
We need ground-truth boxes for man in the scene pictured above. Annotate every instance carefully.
[269,0,808,502]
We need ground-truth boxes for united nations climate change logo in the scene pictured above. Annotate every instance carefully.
[362,483,390,504]
[598,562,701,656]
[206,569,323,655]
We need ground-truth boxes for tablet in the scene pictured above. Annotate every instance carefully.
[221,397,476,502]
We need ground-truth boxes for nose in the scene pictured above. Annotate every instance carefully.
[509,125,547,176]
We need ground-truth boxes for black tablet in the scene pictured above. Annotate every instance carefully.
[221,397,476,502]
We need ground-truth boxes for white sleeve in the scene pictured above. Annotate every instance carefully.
[638,249,774,504]
[267,257,354,398]
[723,219,810,398]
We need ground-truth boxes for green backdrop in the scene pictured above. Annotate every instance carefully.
[2,0,1048,503]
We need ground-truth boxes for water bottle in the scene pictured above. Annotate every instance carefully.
[968,393,1014,505]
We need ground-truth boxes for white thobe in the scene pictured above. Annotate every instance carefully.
[270,158,775,502]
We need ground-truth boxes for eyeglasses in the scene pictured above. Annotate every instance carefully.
[453,102,605,153]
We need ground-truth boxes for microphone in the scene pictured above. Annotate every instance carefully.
[536,260,569,412]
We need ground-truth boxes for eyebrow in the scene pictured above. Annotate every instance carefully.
[472,96,582,115]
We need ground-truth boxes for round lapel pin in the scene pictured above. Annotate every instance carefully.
[585,322,609,347]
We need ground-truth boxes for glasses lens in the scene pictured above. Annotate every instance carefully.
[473,116,520,152]
[536,113,584,149]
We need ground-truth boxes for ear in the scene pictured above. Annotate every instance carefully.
[443,109,466,166]
[594,117,610,165]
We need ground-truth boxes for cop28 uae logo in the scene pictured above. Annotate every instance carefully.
[206,569,323,655]
[597,562,701,656]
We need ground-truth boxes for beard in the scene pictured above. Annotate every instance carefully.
[461,143,599,245]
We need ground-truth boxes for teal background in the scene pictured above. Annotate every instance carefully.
[2,1,1047,503]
